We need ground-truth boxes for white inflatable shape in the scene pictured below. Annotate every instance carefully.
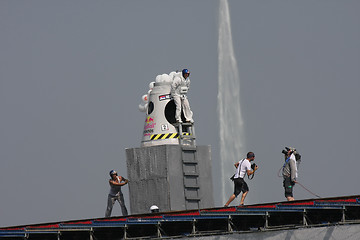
[155,75,162,82]
[142,94,148,103]
[149,81,155,90]
[161,74,171,83]
[138,104,146,112]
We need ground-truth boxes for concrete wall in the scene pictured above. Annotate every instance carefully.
[126,145,213,214]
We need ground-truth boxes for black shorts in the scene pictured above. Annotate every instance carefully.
[233,178,249,197]
[283,177,295,197]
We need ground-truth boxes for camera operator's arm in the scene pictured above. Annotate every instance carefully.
[247,165,258,176]
[234,162,239,168]
[121,176,129,184]
[109,176,128,186]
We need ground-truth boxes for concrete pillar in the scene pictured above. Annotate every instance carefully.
[126,145,213,214]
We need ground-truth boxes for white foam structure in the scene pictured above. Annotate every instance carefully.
[218,0,246,203]
[138,71,180,112]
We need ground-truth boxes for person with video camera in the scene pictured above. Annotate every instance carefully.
[224,152,258,207]
[282,147,299,201]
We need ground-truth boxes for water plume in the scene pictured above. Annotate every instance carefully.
[218,0,246,203]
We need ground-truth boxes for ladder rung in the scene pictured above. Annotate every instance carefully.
[185,197,201,202]
[183,160,197,164]
[181,146,196,151]
[173,122,193,126]
[180,136,196,140]
[184,172,199,177]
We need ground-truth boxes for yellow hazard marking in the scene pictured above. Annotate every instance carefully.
[150,132,191,140]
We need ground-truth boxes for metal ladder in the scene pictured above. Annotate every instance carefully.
[175,122,200,209]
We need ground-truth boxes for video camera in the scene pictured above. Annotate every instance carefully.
[251,163,257,170]
[248,163,257,180]
[282,147,295,155]
[282,147,301,161]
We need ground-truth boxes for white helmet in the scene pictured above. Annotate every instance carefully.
[150,205,159,213]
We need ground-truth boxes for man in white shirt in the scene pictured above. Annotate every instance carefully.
[224,152,258,206]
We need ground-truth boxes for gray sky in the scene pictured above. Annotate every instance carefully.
[1,0,359,227]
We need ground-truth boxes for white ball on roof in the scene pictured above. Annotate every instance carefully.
[150,205,159,213]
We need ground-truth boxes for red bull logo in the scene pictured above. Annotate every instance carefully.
[145,116,154,123]
[144,116,156,136]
